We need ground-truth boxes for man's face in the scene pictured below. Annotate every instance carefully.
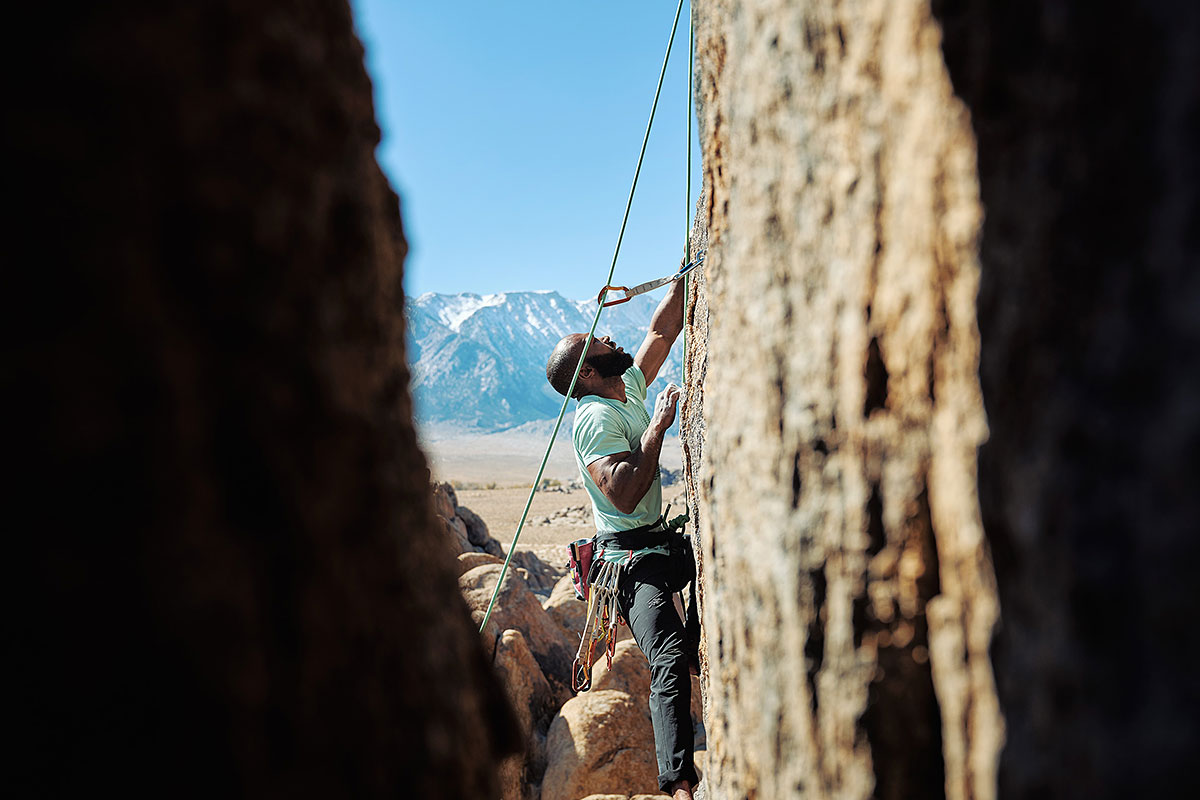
[585,335,634,379]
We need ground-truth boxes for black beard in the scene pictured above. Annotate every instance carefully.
[587,350,634,378]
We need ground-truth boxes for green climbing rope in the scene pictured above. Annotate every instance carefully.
[478,0,688,634]
[682,18,694,387]
[681,17,694,517]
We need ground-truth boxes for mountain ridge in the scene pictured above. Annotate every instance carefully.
[406,289,683,432]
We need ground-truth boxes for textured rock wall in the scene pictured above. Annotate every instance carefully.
[686,1,1199,798]
[935,2,1200,797]
[688,1,1001,798]
[9,1,518,795]
[680,192,712,703]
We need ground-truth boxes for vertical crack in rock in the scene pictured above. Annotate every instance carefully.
[864,337,889,417]
[791,453,803,508]
[863,479,946,800]
[803,563,827,717]
[866,481,886,556]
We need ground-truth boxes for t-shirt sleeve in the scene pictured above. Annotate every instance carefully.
[623,365,648,404]
[574,404,632,466]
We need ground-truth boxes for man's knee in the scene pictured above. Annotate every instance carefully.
[648,639,689,679]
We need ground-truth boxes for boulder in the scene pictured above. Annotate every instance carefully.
[688,0,1003,795]
[461,564,576,696]
[445,516,472,555]
[430,481,457,521]
[494,629,556,800]
[536,505,593,527]
[457,504,506,557]
[544,575,586,639]
[457,551,504,576]
[511,548,564,595]
[590,640,650,698]
[690,679,703,747]
[542,690,659,800]
[494,629,556,734]
[590,640,704,745]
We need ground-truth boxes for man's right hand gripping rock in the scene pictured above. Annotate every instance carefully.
[652,383,681,434]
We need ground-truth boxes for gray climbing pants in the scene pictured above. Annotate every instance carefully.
[618,555,699,792]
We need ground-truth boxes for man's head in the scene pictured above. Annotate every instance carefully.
[546,333,634,398]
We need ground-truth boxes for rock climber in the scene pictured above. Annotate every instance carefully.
[545,270,698,800]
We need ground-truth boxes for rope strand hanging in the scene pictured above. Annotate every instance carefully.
[681,17,695,522]
[478,0,689,634]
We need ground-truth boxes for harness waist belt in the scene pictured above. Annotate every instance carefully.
[595,519,672,551]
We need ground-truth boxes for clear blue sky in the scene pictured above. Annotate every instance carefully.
[350,1,702,301]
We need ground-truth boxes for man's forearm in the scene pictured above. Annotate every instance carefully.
[608,421,667,514]
[648,273,686,344]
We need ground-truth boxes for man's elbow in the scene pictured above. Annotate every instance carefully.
[655,320,684,343]
[609,490,639,515]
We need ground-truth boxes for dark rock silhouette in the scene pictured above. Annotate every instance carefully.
[10,1,518,795]
[937,1,1200,796]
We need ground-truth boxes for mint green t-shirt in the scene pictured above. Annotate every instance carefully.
[573,365,667,562]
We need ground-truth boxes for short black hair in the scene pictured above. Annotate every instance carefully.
[546,335,587,398]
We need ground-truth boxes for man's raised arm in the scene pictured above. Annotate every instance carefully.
[634,265,687,386]
[586,384,680,514]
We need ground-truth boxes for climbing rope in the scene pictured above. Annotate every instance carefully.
[478,0,689,634]
[681,19,694,520]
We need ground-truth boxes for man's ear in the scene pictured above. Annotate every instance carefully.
[572,364,595,397]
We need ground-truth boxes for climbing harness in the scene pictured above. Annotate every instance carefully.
[477,0,690,635]
[569,510,694,693]
[596,249,707,308]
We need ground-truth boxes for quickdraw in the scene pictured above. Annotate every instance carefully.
[597,249,707,308]
[570,557,624,693]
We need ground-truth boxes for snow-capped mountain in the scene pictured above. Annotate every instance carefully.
[406,290,683,431]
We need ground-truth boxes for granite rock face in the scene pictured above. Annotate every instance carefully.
[686,1,1199,799]
[689,1,999,798]
[10,0,518,795]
